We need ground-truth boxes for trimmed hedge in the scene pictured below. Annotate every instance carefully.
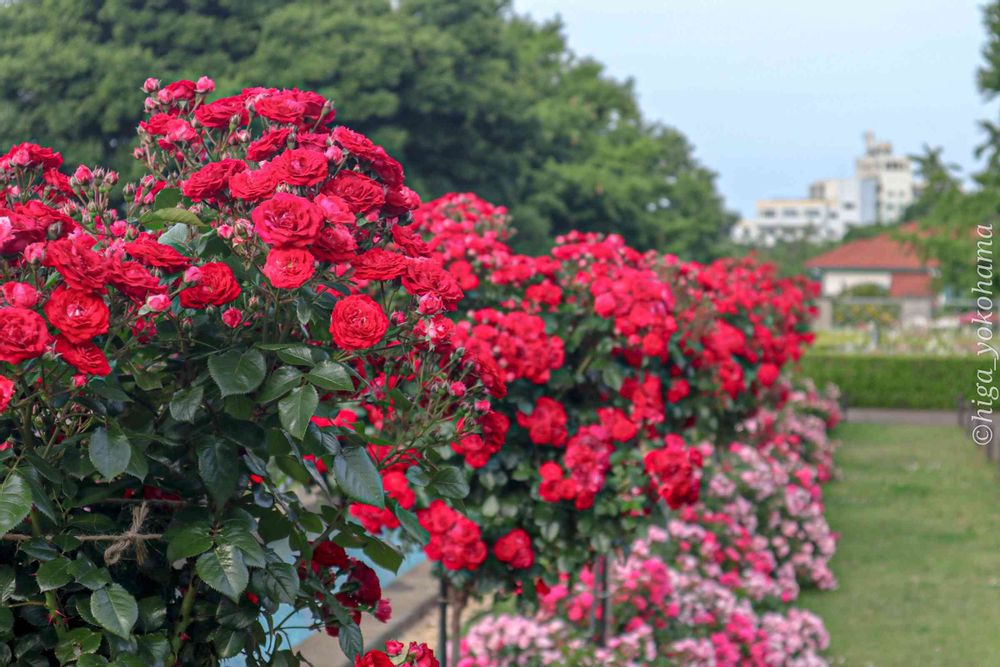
[797,353,990,410]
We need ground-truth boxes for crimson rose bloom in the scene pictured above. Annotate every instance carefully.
[516,397,568,447]
[42,237,108,292]
[246,127,292,162]
[402,261,464,311]
[351,248,407,281]
[332,126,378,161]
[125,233,193,273]
[193,95,248,128]
[757,362,780,387]
[109,260,164,302]
[329,295,388,350]
[322,171,385,214]
[181,158,246,201]
[0,307,50,364]
[44,286,110,343]
[493,528,534,569]
[0,375,13,413]
[55,336,110,376]
[179,262,241,309]
[262,248,316,289]
[273,148,328,186]
[251,193,323,248]
[354,651,393,667]
[229,167,277,201]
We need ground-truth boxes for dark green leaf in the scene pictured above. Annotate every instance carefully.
[196,545,249,602]
[219,520,266,568]
[90,584,138,639]
[165,519,213,562]
[429,467,470,499]
[153,188,181,210]
[36,557,73,591]
[338,622,363,661]
[89,426,131,480]
[392,503,430,545]
[54,628,102,663]
[197,439,240,508]
[333,447,383,508]
[363,536,403,573]
[255,563,299,605]
[208,349,266,397]
[276,345,317,366]
[278,385,318,440]
[306,361,354,392]
[168,385,203,422]
[257,366,303,403]
[0,469,32,537]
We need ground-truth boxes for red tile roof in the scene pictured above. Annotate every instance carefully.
[889,273,933,298]
[805,229,933,270]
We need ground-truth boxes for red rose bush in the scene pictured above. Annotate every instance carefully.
[0,78,484,665]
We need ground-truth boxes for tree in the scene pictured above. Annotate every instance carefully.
[0,0,735,258]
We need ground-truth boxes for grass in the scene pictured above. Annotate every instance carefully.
[798,423,1000,666]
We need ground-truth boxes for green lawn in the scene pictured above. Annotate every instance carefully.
[799,423,1000,666]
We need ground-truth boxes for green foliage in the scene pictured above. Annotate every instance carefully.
[0,0,734,258]
[797,353,990,409]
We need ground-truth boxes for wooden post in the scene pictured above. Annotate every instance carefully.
[438,576,448,667]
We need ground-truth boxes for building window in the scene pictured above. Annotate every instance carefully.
[843,202,856,210]
[761,209,776,219]
[782,208,798,218]
[805,208,821,218]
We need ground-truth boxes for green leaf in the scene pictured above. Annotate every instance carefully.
[198,439,240,508]
[196,545,249,602]
[258,367,303,403]
[306,361,354,392]
[140,207,203,228]
[211,627,246,658]
[125,443,148,481]
[392,503,430,545]
[429,467,470,499]
[36,557,73,591]
[169,385,204,422]
[165,520,213,562]
[338,622,363,661]
[55,628,102,663]
[279,385,318,440]
[137,597,168,632]
[276,345,317,366]
[90,584,138,639]
[153,187,181,210]
[363,536,403,573]
[0,469,32,536]
[208,349,266,397]
[0,566,15,602]
[220,520,266,568]
[255,563,299,605]
[333,446,383,508]
[89,425,131,480]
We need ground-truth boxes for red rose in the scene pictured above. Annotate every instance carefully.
[311,224,357,263]
[1,142,62,170]
[2,282,39,308]
[322,171,385,214]
[160,79,196,102]
[351,248,407,281]
[55,336,110,376]
[329,295,388,350]
[402,261,464,311]
[229,167,278,201]
[391,225,430,258]
[314,194,356,224]
[369,146,404,188]
[354,651,393,667]
[246,127,292,162]
[0,207,45,254]
[179,262,241,309]
[273,148,328,186]
[516,397,568,447]
[0,307,50,364]
[251,193,324,248]
[193,95,247,128]
[757,362,780,387]
[262,248,316,289]
[41,237,108,292]
[493,529,534,569]
[181,159,246,201]
[644,437,701,510]
[0,375,13,413]
[44,286,109,343]
[254,91,306,124]
[124,233,193,273]
[312,540,350,569]
[597,407,638,442]
[332,126,378,161]
[109,260,165,302]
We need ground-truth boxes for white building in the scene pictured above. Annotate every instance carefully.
[734,132,917,246]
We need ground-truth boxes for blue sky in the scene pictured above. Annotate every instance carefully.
[513,0,990,219]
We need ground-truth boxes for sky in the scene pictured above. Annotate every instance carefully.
[513,0,990,219]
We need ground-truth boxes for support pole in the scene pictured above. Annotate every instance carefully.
[438,576,448,667]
